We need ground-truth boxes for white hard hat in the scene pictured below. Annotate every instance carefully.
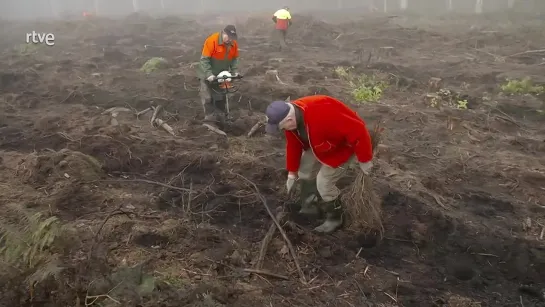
[217,71,232,82]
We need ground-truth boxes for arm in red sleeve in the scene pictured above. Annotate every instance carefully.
[285,131,303,172]
[333,112,373,163]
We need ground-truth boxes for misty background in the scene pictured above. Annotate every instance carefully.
[0,0,544,20]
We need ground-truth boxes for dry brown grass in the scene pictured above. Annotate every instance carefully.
[343,122,384,236]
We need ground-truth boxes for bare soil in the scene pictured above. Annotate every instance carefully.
[0,12,544,307]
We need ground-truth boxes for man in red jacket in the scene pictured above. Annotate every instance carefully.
[265,95,374,233]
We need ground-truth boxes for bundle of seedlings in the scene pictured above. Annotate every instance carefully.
[342,121,384,237]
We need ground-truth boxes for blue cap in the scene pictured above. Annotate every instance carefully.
[265,101,290,134]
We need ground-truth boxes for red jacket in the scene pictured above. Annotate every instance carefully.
[285,95,373,173]
[275,19,289,30]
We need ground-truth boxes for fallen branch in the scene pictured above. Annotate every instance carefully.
[154,118,176,136]
[242,268,289,280]
[247,119,266,137]
[508,49,545,57]
[100,178,192,192]
[203,123,227,136]
[136,107,152,118]
[232,172,306,283]
[255,211,286,269]
[150,105,162,126]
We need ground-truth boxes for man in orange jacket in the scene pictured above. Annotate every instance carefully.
[265,95,374,233]
[196,25,240,125]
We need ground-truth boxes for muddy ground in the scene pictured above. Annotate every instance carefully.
[0,11,544,307]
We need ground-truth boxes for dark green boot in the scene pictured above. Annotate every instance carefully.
[314,198,343,233]
[298,179,320,215]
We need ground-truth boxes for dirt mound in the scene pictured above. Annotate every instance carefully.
[239,15,271,35]
[290,15,342,44]
[18,149,103,185]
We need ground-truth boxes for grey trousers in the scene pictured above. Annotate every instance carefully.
[276,29,287,48]
[199,79,215,116]
[297,150,355,202]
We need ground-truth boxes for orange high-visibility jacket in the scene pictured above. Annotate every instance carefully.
[196,32,239,79]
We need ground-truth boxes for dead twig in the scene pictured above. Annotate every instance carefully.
[384,291,397,303]
[85,294,120,306]
[88,204,133,260]
[508,49,545,57]
[232,172,306,283]
[353,279,367,300]
[255,211,287,269]
[243,268,289,280]
[429,192,449,210]
[136,107,152,118]
[492,107,530,132]
[472,253,499,257]
[100,178,192,192]
[85,280,122,306]
[92,204,127,240]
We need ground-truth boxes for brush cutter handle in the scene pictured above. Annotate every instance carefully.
[213,74,243,83]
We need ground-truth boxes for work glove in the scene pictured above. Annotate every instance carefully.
[359,161,373,175]
[286,173,297,194]
[206,75,215,82]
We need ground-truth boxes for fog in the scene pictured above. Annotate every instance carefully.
[0,0,544,20]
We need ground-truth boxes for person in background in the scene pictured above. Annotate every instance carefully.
[272,6,292,50]
[265,95,374,234]
[196,25,240,125]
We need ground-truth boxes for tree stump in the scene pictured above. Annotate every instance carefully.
[379,46,395,57]
[428,77,443,92]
